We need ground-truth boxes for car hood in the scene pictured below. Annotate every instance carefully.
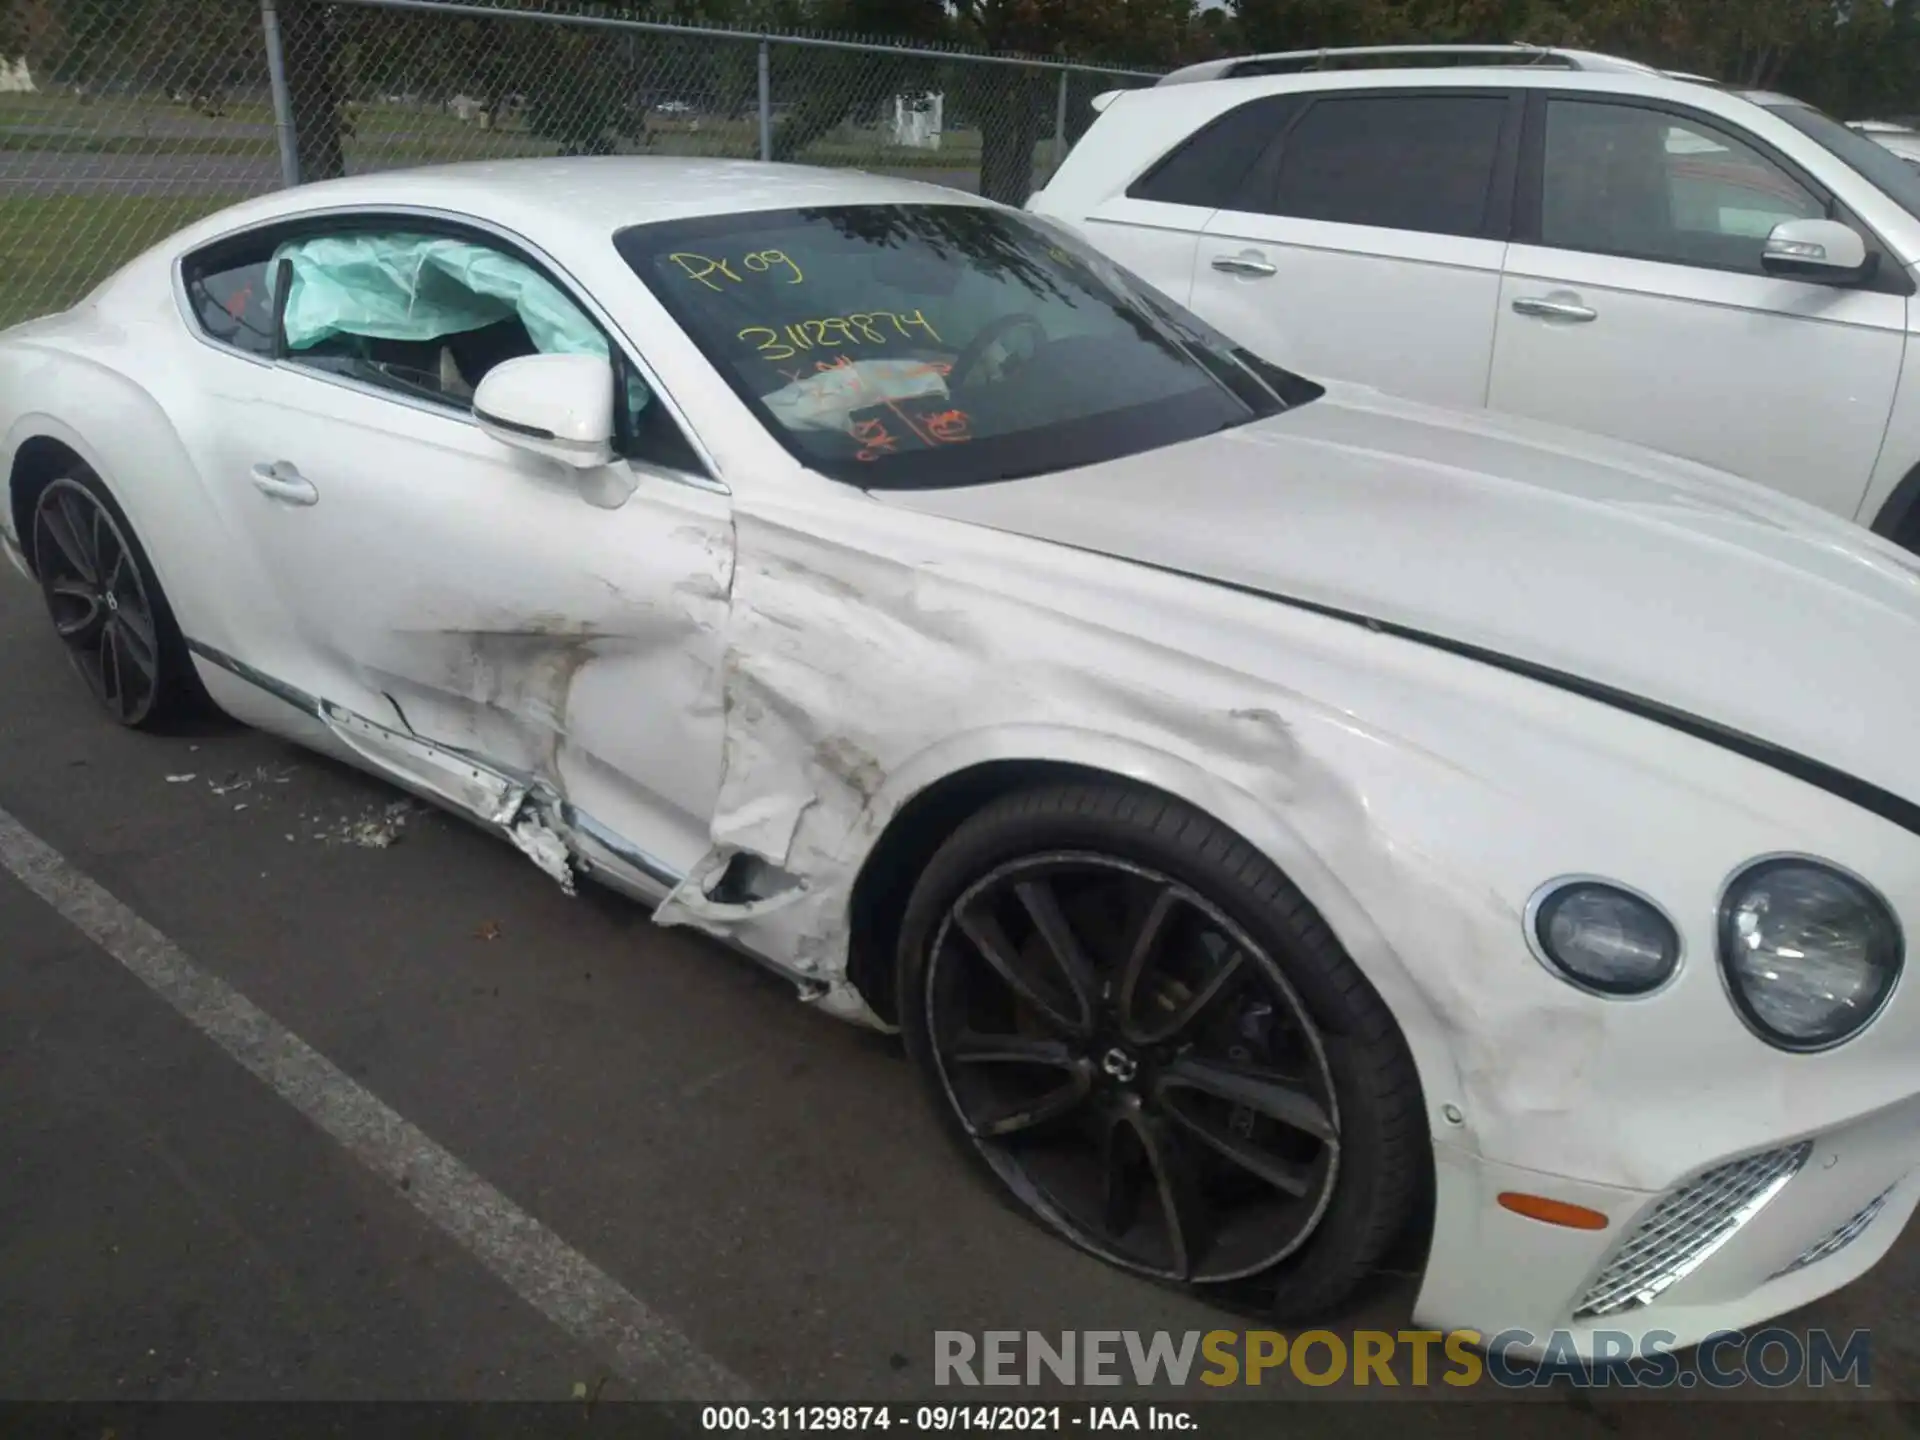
[876,383,1920,811]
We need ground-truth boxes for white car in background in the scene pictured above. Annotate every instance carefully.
[1852,119,1920,169]
[6,159,1920,1355]
[1031,44,1920,549]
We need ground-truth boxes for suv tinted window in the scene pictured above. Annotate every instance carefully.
[1539,100,1823,273]
[1128,95,1304,208]
[1262,94,1506,236]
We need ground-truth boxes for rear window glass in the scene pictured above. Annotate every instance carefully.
[615,204,1317,489]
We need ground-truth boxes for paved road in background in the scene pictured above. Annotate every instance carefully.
[0,561,1916,1430]
[0,150,985,197]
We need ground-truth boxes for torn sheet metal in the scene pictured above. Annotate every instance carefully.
[652,499,1395,1030]
[509,811,578,896]
[647,494,1792,1189]
[320,698,528,822]
[265,475,736,903]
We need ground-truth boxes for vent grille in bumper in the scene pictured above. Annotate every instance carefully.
[1769,1180,1900,1281]
[1573,1141,1811,1320]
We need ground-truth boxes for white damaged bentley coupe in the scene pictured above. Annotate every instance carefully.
[4,158,1919,1357]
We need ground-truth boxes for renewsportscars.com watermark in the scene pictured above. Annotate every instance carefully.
[934,1328,1872,1389]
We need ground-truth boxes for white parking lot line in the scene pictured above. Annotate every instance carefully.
[0,802,752,1401]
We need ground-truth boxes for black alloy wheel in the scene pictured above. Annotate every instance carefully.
[31,471,196,727]
[900,783,1425,1319]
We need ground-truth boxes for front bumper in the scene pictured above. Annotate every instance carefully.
[1414,1091,1920,1357]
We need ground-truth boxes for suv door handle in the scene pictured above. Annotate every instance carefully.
[1512,295,1598,323]
[1211,254,1278,278]
[250,461,319,506]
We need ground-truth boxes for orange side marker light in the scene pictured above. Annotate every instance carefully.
[1497,1192,1610,1230]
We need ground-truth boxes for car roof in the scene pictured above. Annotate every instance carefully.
[167,157,993,253]
[1103,63,1774,117]
[1157,45,1661,85]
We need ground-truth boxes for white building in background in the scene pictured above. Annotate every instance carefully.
[0,58,35,94]
[890,92,944,150]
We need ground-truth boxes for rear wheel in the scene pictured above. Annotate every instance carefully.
[898,782,1425,1319]
[30,469,198,728]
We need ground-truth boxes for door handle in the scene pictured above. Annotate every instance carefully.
[1512,295,1598,323]
[250,461,318,506]
[1211,254,1278,278]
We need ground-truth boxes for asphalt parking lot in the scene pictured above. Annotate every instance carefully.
[1,563,1917,1433]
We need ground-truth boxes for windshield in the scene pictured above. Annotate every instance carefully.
[614,204,1319,489]
[1765,100,1920,221]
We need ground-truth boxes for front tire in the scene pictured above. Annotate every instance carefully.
[898,781,1425,1319]
[29,467,200,728]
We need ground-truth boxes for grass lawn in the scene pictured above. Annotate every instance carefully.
[0,94,997,328]
[0,194,248,327]
[0,91,986,168]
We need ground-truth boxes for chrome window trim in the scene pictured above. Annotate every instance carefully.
[169,201,729,495]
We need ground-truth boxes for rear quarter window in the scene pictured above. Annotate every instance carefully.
[1127,95,1306,209]
[182,252,275,356]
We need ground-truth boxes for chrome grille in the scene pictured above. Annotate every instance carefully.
[1574,1142,1811,1319]
[1770,1181,1899,1281]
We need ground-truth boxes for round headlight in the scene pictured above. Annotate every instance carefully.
[1530,881,1680,996]
[1718,858,1903,1051]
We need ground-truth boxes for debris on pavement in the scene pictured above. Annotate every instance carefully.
[314,798,417,849]
[165,773,196,783]
[475,919,503,941]
[209,764,297,799]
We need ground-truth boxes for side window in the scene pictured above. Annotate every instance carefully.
[274,230,609,411]
[202,225,704,476]
[1539,101,1824,273]
[1128,95,1304,209]
[1260,94,1507,237]
[184,254,275,357]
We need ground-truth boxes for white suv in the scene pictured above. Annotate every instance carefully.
[1030,45,1920,546]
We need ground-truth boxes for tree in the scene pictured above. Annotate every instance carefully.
[953,2,1210,201]
[1230,0,1380,52]
[768,0,947,163]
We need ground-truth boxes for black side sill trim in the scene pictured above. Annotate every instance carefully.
[186,637,322,718]
[1054,539,1920,842]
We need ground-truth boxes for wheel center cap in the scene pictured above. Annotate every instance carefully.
[102,591,118,613]
[1100,1047,1139,1084]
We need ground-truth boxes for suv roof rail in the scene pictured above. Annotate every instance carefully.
[1156,44,1662,87]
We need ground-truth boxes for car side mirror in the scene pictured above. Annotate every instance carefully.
[1762,218,1874,284]
[473,353,618,470]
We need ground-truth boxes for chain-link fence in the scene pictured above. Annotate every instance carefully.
[0,0,1161,326]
